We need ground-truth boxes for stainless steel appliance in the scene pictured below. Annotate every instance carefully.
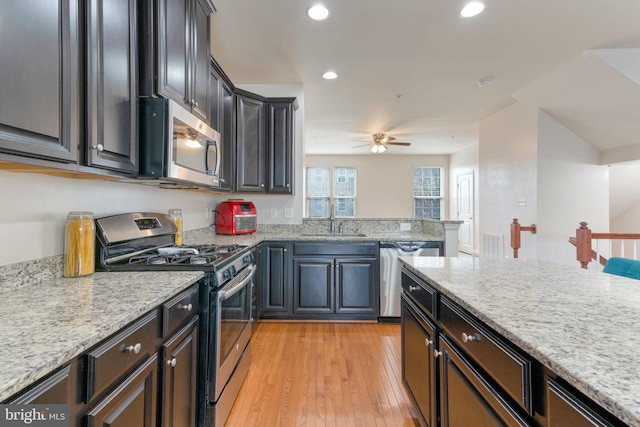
[94,212,255,427]
[379,241,443,319]
[138,98,222,189]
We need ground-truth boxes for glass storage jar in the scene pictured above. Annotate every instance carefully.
[64,211,95,277]
[168,208,183,246]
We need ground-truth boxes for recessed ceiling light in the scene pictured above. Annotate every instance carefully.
[307,4,329,21]
[477,78,491,87]
[322,71,337,80]
[460,1,485,18]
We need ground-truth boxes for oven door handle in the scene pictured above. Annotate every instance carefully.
[217,265,256,301]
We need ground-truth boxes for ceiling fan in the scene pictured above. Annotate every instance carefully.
[353,133,411,153]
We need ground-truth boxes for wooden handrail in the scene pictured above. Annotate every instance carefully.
[573,222,640,269]
[510,218,537,258]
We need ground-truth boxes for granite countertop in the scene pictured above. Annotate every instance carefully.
[0,270,204,402]
[400,256,640,427]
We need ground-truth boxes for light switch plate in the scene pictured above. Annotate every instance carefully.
[269,208,278,218]
[516,197,527,207]
[284,208,294,218]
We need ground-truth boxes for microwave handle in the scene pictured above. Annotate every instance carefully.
[205,140,218,175]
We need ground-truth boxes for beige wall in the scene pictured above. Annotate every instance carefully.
[304,154,450,218]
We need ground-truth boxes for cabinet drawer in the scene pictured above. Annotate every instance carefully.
[162,284,199,338]
[293,242,378,256]
[401,269,437,320]
[439,297,533,415]
[85,309,160,403]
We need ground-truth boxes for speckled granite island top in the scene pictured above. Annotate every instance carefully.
[400,257,640,427]
[0,270,204,402]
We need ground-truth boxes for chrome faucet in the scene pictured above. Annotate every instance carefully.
[329,203,336,233]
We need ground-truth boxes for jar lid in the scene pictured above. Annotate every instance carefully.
[68,211,94,218]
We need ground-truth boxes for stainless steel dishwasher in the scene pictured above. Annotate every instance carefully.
[379,241,443,320]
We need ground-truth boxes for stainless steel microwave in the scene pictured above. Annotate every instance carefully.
[139,98,221,188]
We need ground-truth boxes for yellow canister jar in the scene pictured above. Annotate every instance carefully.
[64,211,95,277]
[168,208,183,246]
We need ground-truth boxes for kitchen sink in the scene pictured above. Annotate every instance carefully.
[301,233,367,238]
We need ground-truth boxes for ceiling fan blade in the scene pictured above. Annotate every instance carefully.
[352,143,371,148]
[386,142,411,146]
[382,136,396,142]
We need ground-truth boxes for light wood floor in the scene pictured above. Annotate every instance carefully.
[225,321,420,427]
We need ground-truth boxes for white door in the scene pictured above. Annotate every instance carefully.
[457,172,474,254]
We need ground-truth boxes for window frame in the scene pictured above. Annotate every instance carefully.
[306,166,357,218]
[413,166,444,220]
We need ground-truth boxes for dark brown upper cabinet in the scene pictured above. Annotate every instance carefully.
[85,0,138,174]
[0,0,81,163]
[140,0,214,123]
[267,99,297,194]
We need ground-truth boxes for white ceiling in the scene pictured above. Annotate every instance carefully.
[209,0,640,156]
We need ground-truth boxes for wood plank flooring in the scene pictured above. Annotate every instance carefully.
[225,321,420,427]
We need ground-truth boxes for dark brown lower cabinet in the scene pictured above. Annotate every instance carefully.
[85,354,158,427]
[547,377,619,427]
[161,317,199,427]
[438,336,529,427]
[401,295,437,427]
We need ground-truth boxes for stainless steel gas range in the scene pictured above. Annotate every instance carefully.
[95,212,255,427]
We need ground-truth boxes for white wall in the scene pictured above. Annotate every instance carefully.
[0,170,226,265]
[304,154,450,218]
[537,111,610,267]
[449,144,480,254]
[610,164,640,233]
[479,103,539,259]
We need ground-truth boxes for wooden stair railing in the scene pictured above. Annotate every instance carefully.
[510,218,537,258]
[571,222,640,269]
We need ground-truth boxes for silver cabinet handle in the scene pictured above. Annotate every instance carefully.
[425,339,433,347]
[179,303,193,311]
[462,332,480,343]
[408,285,420,292]
[434,349,442,358]
[123,343,141,354]
[167,357,177,367]
[91,144,104,152]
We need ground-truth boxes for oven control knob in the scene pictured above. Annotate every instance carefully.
[230,266,237,276]
[223,269,232,280]
[243,253,254,264]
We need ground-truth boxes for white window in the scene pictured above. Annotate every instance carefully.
[414,167,443,220]
[306,167,357,218]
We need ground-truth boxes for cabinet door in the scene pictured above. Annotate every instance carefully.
[335,257,377,315]
[8,365,72,405]
[157,0,190,108]
[547,377,617,427]
[293,258,334,314]
[218,81,235,191]
[235,95,265,192]
[0,0,80,163]
[161,318,198,427]
[438,337,528,427]
[266,101,294,194]
[209,65,222,132]
[85,354,158,427]
[401,297,437,427]
[190,0,210,122]
[86,0,138,173]
[259,243,292,316]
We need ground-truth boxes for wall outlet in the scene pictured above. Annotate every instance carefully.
[284,207,294,218]
[516,197,527,207]
[400,223,411,231]
[269,208,278,218]
[205,207,213,220]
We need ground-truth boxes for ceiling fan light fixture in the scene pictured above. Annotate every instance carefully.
[307,4,329,21]
[460,1,485,18]
[371,143,386,153]
[322,71,338,80]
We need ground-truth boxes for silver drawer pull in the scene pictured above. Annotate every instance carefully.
[462,332,481,343]
[167,357,177,367]
[425,339,433,347]
[179,303,193,311]
[434,349,442,358]
[408,285,420,292]
[123,343,142,354]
